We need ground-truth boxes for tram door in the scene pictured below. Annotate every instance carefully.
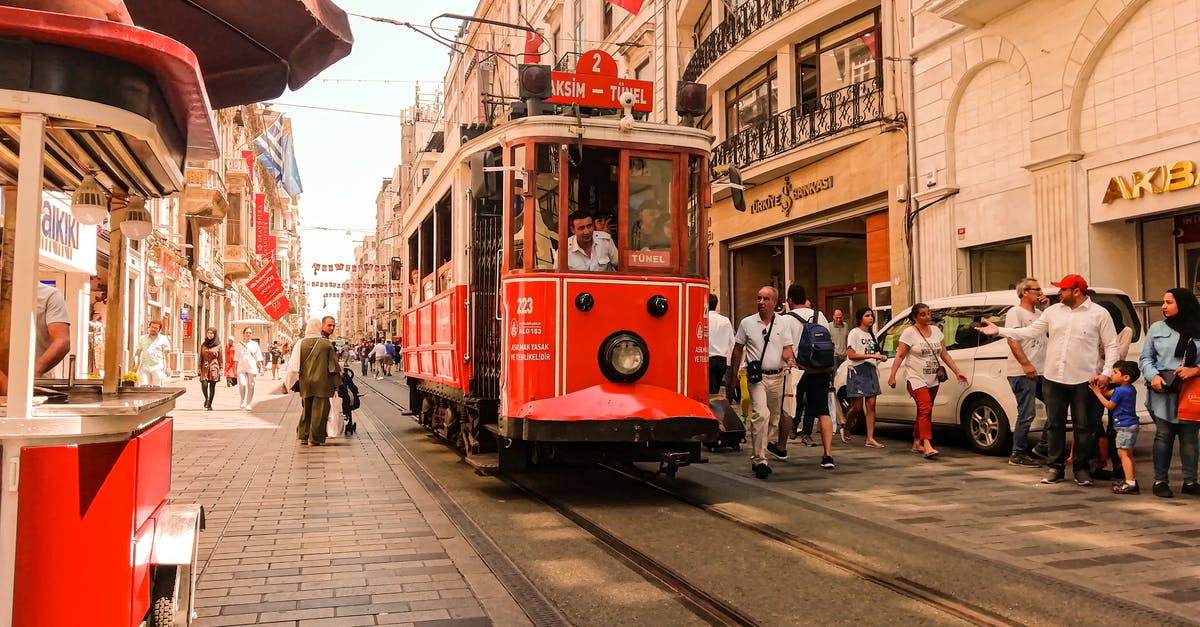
[470,188,503,407]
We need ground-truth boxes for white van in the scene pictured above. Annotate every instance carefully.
[832,288,1144,455]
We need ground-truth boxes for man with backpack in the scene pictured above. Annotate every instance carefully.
[778,284,837,470]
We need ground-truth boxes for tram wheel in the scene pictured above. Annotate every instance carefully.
[148,566,178,627]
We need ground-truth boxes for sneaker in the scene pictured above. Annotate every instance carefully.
[1040,469,1065,484]
[820,455,835,469]
[1008,454,1041,467]
[1074,470,1095,487]
[753,463,770,480]
[799,435,818,447]
[1182,482,1200,496]
[1153,481,1173,498]
[767,442,789,461]
[1112,482,1140,495]
[1031,444,1049,460]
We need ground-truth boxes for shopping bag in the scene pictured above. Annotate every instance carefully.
[1178,377,1200,421]
[326,412,345,438]
[782,367,801,417]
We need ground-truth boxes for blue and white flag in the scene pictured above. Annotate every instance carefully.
[252,117,285,186]
[281,133,303,197]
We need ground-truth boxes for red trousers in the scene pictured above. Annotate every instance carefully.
[907,382,939,441]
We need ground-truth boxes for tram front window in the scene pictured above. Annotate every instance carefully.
[627,157,674,268]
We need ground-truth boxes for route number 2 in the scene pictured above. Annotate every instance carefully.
[516,297,535,314]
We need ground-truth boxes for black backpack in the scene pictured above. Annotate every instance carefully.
[788,310,836,371]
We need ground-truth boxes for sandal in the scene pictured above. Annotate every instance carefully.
[865,441,885,448]
[840,430,852,444]
[923,450,940,459]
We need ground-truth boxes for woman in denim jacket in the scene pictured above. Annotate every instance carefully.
[1139,287,1200,498]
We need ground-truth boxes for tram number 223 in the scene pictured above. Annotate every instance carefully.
[515,297,535,315]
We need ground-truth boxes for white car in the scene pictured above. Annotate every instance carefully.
[832,288,1144,455]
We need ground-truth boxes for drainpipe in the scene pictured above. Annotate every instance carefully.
[904,0,920,305]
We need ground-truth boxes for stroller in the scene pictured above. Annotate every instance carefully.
[338,367,361,435]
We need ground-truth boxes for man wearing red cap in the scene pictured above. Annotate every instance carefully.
[979,274,1119,486]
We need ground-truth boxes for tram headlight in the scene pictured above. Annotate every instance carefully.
[598,331,650,383]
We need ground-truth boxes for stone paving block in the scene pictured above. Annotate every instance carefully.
[220,600,298,616]
[375,609,454,624]
[297,616,379,627]
[258,606,338,622]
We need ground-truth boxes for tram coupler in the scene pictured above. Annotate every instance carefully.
[657,451,692,478]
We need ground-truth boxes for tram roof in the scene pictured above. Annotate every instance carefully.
[466,116,714,154]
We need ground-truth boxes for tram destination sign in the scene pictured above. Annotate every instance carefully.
[547,50,653,112]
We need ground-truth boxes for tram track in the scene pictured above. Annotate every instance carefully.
[359,375,999,626]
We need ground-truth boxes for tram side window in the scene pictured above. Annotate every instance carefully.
[408,233,419,307]
[627,157,673,269]
[534,144,560,270]
[687,155,702,276]
[566,147,620,272]
[435,196,452,292]
[510,144,526,270]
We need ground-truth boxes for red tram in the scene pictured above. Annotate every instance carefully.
[401,53,720,472]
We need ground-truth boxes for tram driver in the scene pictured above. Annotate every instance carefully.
[565,210,618,272]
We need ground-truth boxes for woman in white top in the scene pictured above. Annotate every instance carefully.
[235,327,265,411]
[887,304,968,458]
[844,307,888,448]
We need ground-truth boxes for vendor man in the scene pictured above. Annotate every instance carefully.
[0,283,72,395]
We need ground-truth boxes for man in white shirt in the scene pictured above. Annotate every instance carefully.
[726,286,797,480]
[707,293,734,395]
[781,284,836,469]
[134,320,171,386]
[1005,278,1049,467]
[566,212,618,272]
[979,274,1118,486]
[234,327,265,410]
[0,284,72,395]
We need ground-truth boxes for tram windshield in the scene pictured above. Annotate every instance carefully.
[513,143,695,275]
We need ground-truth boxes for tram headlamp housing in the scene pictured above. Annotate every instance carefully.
[598,331,650,383]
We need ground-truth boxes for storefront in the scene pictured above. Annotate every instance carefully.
[709,133,906,324]
[1,192,97,379]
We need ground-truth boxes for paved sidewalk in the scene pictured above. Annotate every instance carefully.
[165,378,530,627]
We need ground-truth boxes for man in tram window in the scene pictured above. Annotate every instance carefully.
[634,203,672,250]
[566,210,618,272]
[0,283,71,395]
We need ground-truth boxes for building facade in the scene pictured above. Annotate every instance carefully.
[911,0,1200,324]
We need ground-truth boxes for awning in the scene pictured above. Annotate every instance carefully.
[122,0,354,109]
[231,318,274,326]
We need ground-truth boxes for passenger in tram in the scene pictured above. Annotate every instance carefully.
[566,211,618,272]
[633,203,672,250]
[0,283,71,395]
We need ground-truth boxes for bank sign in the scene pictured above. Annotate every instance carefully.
[0,192,98,275]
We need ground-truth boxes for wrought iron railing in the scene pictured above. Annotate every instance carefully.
[711,79,882,171]
[683,0,814,82]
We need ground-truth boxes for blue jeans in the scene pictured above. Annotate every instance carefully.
[1008,376,1042,456]
[1042,380,1101,473]
[1152,418,1200,484]
[360,358,368,375]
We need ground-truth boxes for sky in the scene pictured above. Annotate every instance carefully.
[273,0,478,318]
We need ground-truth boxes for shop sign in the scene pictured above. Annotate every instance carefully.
[1101,161,1200,204]
[0,193,98,275]
[748,175,835,215]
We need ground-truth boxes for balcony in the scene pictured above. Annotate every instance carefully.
[223,244,252,279]
[683,0,814,83]
[711,79,882,171]
[181,164,228,219]
[224,156,250,190]
[926,0,1031,28]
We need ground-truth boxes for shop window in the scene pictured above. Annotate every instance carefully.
[725,60,777,135]
[795,11,880,114]
[968,239,1029,293]
[534,144,560,270]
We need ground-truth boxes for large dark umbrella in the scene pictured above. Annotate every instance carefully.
[0,1,353,109]
[123,0,354,108]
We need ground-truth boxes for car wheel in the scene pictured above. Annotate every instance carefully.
[962,395,1011,455]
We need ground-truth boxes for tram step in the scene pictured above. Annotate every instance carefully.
[465,452,500,473]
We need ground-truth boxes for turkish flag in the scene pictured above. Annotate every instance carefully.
[605,0,644,14]
[522,19,545,64]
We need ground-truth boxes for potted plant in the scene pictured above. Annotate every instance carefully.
[120,372,138,387]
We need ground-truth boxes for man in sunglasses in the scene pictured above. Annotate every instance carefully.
[727,286,798,480]
[1005,278,1050,468]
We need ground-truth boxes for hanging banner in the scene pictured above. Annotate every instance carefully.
[264,295,291,320]
[254,194,271,256]
[246,263,284,305]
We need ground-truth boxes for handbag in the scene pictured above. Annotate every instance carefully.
[290,341,319,392]
[1158,370,1181,393]
[746,315,776,384]
[921,333,950,383]
[1179,377,1200,421]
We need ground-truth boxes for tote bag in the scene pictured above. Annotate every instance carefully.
[1178,377,1200,421]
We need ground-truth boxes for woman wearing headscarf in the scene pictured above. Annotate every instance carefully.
[285,317,342,446]
[198,327,222,410]
[1140,288,1200,498]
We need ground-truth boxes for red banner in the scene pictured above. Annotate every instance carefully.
[246,263,284,305]
[264,296,291,320]
[254,193,271,256]
[242,149,255,183]
[605,0,644,15]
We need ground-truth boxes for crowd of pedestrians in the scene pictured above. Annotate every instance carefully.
[709,273,1200,496]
